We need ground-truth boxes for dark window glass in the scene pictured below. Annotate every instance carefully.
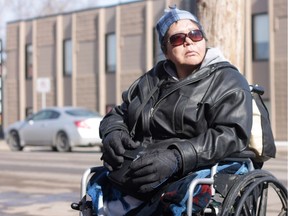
[65,109,101,117]
[106,33,116,73]
[64,39,72,76]
[32,110,59,121]
[25,44,33,79]
[252,14,269,61]
[25,107,33,117]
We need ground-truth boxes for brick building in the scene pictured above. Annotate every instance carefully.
[3,0,287,140]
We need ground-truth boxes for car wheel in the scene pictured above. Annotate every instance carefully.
[55,131,71,152]
[100,146,104,153]
[51,146,57,151]
[7,130,23,151]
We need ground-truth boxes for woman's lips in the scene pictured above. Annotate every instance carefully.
[185,50,198,56]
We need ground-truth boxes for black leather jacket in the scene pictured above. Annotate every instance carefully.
[100,60,252,176]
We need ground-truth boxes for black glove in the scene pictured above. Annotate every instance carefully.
[129,148,182,193]
[101,130,139,171]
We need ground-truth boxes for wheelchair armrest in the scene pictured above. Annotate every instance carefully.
[228,150,256,159]
[224,150,256,172]
[81,167,102,199]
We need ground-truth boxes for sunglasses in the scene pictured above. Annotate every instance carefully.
[168,30,204,47]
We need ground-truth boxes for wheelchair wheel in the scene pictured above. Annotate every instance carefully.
[220,169,287,216]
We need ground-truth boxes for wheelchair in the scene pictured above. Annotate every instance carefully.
[71,150,287,216]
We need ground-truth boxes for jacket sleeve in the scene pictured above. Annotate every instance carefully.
[99,86,136,139]
[171,72,253,176]
[99,104,129,139]
[99,65,160,139]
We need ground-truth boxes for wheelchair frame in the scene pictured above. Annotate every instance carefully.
[74,156,287,216]
[72,85,287,215]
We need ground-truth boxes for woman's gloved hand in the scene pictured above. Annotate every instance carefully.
[129,148,182,193]
[101,130,139,171]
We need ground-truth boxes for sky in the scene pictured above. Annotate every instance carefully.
[96,0,138,6]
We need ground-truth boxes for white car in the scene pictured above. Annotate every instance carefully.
[4,107,103,152]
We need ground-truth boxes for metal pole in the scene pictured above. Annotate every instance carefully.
[42,92,46,109]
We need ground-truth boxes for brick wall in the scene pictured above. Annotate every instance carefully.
[273,0,287,140]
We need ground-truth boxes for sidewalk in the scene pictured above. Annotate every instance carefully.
[274,141,288,158]
[0,139,8,151]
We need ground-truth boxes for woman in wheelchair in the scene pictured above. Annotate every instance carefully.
[72,6,287,216]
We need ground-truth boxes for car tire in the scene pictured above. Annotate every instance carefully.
[7,130,23,151]
[100,146,104,153]
[55,131,71,152]
[51,146,58,151]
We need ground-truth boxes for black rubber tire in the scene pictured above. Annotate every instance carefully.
[55,131,71,152]
[220,169,287,216]
[7,130,23,151]
[234,176,287,216]
[100,145,104,153]
[51,146,58,151]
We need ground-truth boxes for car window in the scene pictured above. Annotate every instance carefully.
[50,111,60,119]
[65,109,101,117]
[32,110,60,120]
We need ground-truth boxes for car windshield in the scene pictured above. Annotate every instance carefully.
[65,109,101,117]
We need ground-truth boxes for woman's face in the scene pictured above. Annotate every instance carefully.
[165,19,206,74]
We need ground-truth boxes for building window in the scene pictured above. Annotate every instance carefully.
[0,39,2,65]
[0,39,2,77]
[106,33,116,73]
[25,44,33,79]
[252,13,269,61]
[63,39,72,76]
[25,107,33,117]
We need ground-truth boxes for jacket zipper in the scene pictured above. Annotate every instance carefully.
[150,72,212,118]
[149,62,234,118]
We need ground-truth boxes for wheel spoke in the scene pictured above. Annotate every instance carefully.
[221,170,287,216]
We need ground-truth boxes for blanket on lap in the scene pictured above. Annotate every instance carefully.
[87,162,248,216]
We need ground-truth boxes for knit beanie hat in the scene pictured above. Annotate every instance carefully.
[156,5,205,46]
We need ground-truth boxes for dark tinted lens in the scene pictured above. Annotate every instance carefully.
[188,30,204,42]
[169,33,186,46]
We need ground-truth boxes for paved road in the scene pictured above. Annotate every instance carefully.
[0,141,287,216]
[0,142,103,216]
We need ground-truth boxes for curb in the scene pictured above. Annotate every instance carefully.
[1,139,287,153]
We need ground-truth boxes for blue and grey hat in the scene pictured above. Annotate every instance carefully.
[156,5,205,46]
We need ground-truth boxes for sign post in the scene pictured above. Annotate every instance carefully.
[36,77,50,108]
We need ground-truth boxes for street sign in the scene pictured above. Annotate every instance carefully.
[37,77,50,93]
